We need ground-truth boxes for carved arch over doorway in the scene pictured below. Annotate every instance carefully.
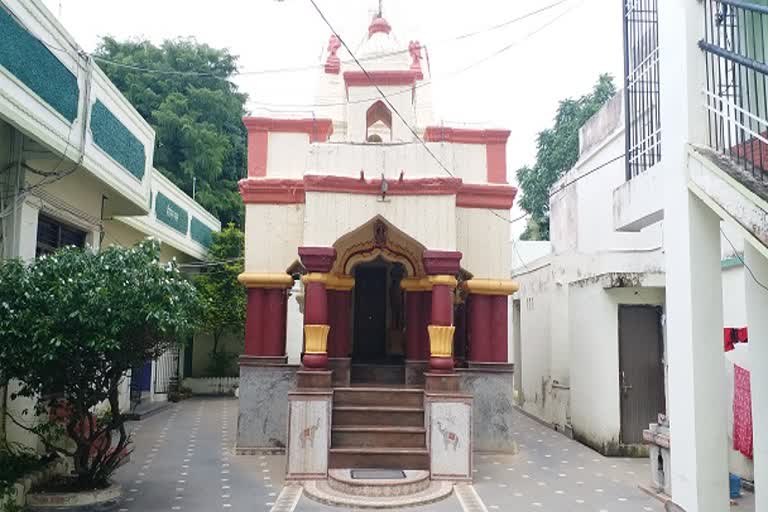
[331,215,427,277]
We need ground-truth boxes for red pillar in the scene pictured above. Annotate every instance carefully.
[238,273,294,363]
[405,291,422,361]
[462,279,517,364]
[298,247,337,370]
[244,288,264,356]
[422,250,463,372]
[419,292,432,360]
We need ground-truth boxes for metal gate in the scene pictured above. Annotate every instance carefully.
[618,305,666,444]
[153,348,179,395]
[129,366,143,411]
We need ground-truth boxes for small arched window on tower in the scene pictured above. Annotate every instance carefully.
[366,100,392,143]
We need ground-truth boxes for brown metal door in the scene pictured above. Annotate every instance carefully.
[618,305,666,445]
[353,266,387,362]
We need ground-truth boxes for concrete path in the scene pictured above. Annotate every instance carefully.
[114,397,754,512]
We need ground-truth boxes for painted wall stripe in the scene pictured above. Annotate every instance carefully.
[455,484,489,512]
[90,99,147,179]
[270,485,302,512]
[155,191,189,235]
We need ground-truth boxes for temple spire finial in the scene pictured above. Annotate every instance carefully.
[378,0,383,17]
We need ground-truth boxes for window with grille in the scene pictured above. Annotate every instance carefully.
[36,214,87,257]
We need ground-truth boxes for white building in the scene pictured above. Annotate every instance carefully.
[513,1,768,510]
[0,0,221,446]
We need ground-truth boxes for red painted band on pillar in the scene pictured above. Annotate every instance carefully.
[468,294,492,362]
[405,292,422,360]
[262,289,286,356]
[302,353,328,370]
[244,288,264,356]
[491,295,509,362]
[420,292,432,360]
[304,281,328,325]
[429,356,454,373]
[431,284,453,326]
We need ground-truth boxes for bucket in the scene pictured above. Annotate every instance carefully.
[729,473,741,499]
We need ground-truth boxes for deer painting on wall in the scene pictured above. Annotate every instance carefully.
[300,417,321,449]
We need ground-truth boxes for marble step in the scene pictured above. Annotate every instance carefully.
[331,425,426,448]
[332,406,424,427]
[303,478,453,509]
[328,447,429,470]
[333,387,423,408]
[327,469,430,497]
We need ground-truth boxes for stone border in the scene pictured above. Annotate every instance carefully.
[303,480,453,509]
[26,483,122,510]
[1,457,70,510]
[327,469,430,497]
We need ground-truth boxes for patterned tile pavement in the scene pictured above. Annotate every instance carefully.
[114,398,755,512]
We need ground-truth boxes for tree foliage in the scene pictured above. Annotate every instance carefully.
[516,74,617,240]
[195,224,245,377]
[94,37,248,227]
[0,241,201,489]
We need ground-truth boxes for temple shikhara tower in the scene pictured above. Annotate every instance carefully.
[236,9,519,495]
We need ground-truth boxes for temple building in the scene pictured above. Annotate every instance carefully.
[236,11,519,490]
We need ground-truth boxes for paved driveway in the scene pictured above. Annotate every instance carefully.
[114,398,753,512]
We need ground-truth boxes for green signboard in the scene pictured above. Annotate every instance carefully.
[190,217,214,248]
[155,192,188,235]
[90,100,146,180]
[0,6,79,122]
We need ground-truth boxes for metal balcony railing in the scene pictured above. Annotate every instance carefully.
[701,0,768,185]
[623,0,662,180]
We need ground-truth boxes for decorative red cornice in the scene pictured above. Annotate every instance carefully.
[242,117,334,143]
[423,250,463,275]
[457,184,517,209]
[298,247,337,273]
[238,179,305,204]
[303,175,461,196]
[424,126,511,145]
[343,70,423,88]
[239,176,516,209]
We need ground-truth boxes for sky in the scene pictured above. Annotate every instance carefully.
[41,0,624,237]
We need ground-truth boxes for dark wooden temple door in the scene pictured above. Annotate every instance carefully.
[618,305,666,444]
[353,266,387,362]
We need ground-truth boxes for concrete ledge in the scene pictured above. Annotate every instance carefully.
[26,483,122,510]
[612,163,664,232]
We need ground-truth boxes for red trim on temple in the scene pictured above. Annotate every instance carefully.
[243,117,334,142]
[247,130,268,177]
[239,179,305,204]
[303,175,461,195]
[456,184,517,209]
[344,70,423,87]
[423,127,510,145]
[240,176,516,209]
[423,250,462,275]
[368,16,392,37]
[298,247,337,273]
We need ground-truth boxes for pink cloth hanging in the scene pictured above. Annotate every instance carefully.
[733,364,753,459]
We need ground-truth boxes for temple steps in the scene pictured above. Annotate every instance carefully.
[328,447,429,470]
[332,406,424,427]
[350,364,405,385]
[331,426,427,448]
[330,386,428,469]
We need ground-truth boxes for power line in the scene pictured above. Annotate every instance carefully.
[548,153,627,197]
[720,227,768,294]
[309,0,537,226]
[90,1,571,81]
[250,2,581,110]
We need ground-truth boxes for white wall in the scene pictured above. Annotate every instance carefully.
[286,281,304,365]
[244,203,304,273]
[268,132,309,179]
[303,192,455,251]
[456,207,510,278]
[722,265,747,327]
[347,86,416,143]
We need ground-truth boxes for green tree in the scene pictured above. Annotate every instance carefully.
[195,224,245,376]
[516,74,617,240]
[0,241,201,489]
[94,37,248,227]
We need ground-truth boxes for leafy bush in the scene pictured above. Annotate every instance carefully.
[0,241,202,489]
[0,444,45,509]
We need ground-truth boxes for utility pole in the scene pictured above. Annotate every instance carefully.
[192,176,197,200]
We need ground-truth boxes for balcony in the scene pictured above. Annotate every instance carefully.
[699,0,768,203]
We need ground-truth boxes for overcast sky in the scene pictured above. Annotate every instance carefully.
[42,0,623,237]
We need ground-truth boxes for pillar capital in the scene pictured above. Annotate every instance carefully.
[428,275,458,288]
[298,246,336,273]
[461,278,519,296]
[422,250,462,275]
[401,277,432,292]
[326,274,355,291]
[238,272,294,289]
